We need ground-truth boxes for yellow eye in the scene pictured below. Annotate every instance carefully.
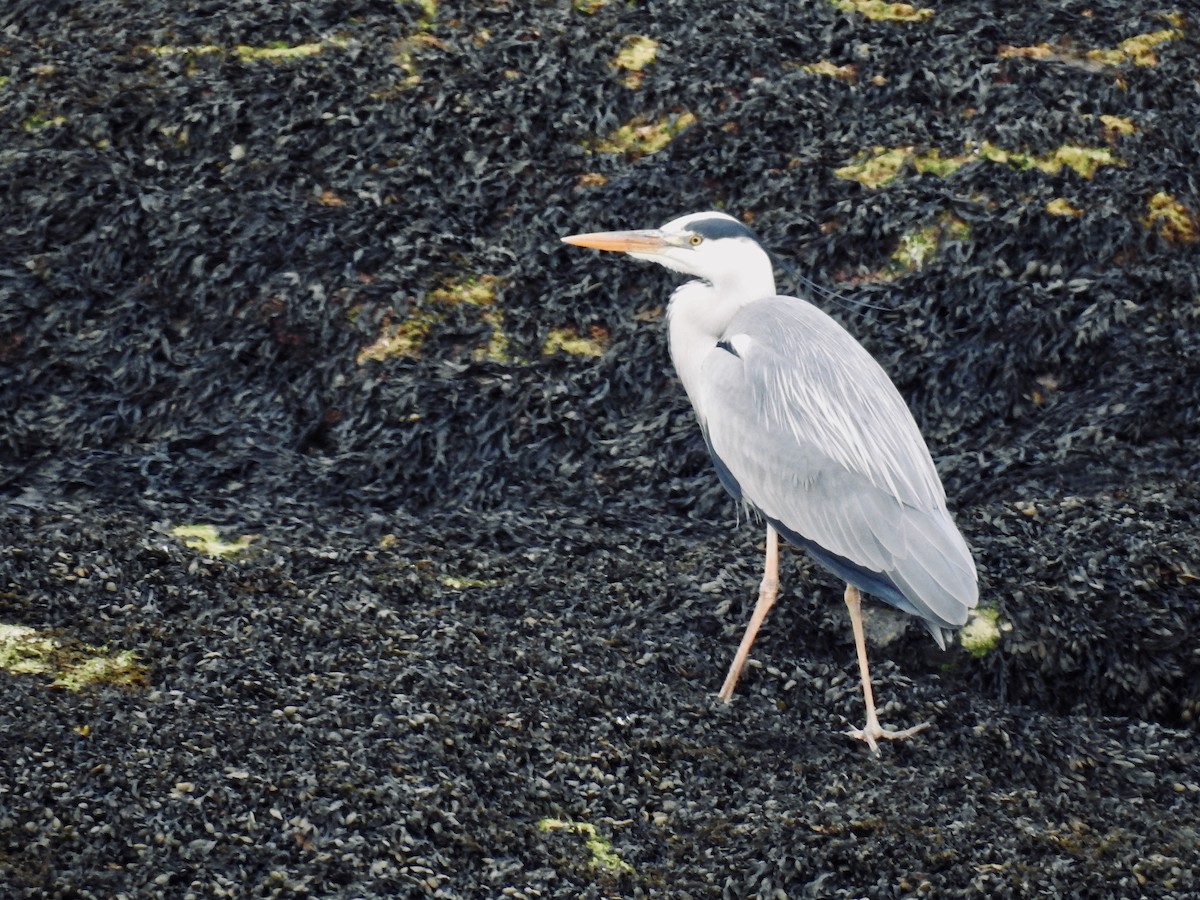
[689,234,703,246]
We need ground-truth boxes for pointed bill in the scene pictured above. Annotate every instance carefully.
[560,229,666,253]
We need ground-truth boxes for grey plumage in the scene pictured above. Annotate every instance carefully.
[696,296,977,643]
[562,209,979,751]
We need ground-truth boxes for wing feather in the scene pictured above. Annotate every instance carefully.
[697,296,977,629]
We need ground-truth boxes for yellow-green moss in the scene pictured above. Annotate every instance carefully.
[357,312,439,363]
[1098,115,1136,137]
[1046,198,1084,217]
[891,225,941,275]
[541,326,608,358]
[149,38,350,62]
[873,212,970,280]
[1143,192,1198,243]
[1097,26,1183,67]
[428,274,498,307]
[440,575,492,590]
[961,607,1003,658]
[1000,16,1184,70]
[0,624,54,676]
[835,146,917,189]
[1006,144,1120,179]
[170,524,255,557]
[586,111,697,156]
[796,60,858,81]
[830,0,934,22]
[837,141,1122,189]
[613,36,659,88]
[1,624,147,691]
[390,32,445,90]
[55,650,144,691]
[146,44,224,58]
[835,146,979,189]
[537,818,634,875]
[613,36,659,72]
[358,275,514,363]
[474,309,516,363]
[23,113,67,131]
[235,41,329,62]
[408,0,437,19]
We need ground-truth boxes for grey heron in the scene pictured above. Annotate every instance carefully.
[561,211,978,753]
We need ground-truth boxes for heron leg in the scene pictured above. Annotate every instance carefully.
[842,584,929,755]
[718,525,779,702]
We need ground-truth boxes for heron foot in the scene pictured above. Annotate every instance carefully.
[844,719,930,756]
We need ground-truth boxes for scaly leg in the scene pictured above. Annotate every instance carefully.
[718,525,779,701]
[843,584,929,754]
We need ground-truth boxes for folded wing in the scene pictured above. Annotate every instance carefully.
[698,297,978,632]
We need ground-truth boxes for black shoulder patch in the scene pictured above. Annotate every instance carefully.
[716,338,740,358]
[687,217,761,244]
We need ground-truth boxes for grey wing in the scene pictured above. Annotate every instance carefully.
[698,297,978,630]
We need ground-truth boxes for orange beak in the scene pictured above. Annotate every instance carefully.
[560,229,666,254]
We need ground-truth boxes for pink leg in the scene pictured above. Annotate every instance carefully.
[843,584,929,754]
[718,525,779,701]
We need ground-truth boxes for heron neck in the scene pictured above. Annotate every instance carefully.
[666,270,774,424]
[666,264,777,340]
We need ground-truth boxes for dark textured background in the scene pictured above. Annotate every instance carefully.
[2,0,1198,896]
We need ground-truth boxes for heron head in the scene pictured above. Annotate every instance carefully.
[562,211,775,294]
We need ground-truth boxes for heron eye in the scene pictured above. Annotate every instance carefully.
[689,234,703,246]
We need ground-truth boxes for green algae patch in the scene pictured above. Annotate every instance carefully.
[1143,192,1198,244]
[983,143,1121,179]
[1046,198,1084,217]
[961,607,1005,658]
[475,312,514,363]
[830,0,934,23]
[358,275,515,363]
[542,326,609,358]
[999,15,1184,70]
[795,60,858,82]
[835,146,919,189]
[145,44,224,58]
[538,817,633,875]
[427,274,499,307]
[356,310,441,363]
[835,146,971,189]
[23,113,68,132]
[837,142,1122,189]
[408,0,437,19]
[171,524,255,557]
[586,111,697,157]
[440,575,492,590]
[1,623,147,691]
[612,35,659,80]
[149,38,350,63]
[0,623,55,677]
[235,41,332,62]
[1093,24,1184,68]
[390,32,445,91]
[889,224,943,274]
[876,213,970,280]
[430,275,515,363]
[1098,115,1137,138]
[55,650,144,691]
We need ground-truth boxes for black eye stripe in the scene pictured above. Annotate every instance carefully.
[685,217,761,243]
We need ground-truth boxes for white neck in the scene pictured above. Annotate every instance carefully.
[666,257,776,425]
